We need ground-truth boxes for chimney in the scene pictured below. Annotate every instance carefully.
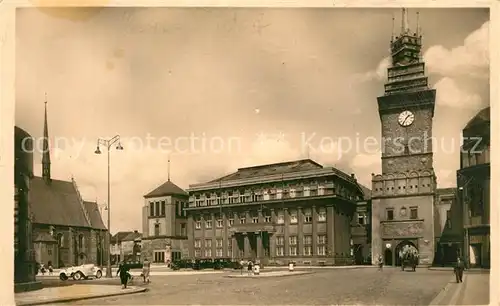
[134,230,138,233]
[351,173,356,179]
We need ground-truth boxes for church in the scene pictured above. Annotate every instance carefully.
[29,102,109,268]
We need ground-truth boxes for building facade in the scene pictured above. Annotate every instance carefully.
[110,231,142,264]
[371,9,437,266]
[14,126,39,291]
[186,159,366,266]
[458,107,490,268]
[433,188,462,266]
[141,179,189,264]
[29,102,108,268]
[351,187,372,265]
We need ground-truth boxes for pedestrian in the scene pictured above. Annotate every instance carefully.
[116,260,131,289]
[378,255,383,271]
[142,257,151,283]
[454,257,465,283]
[47,261,53,276]
[247,260,253,276]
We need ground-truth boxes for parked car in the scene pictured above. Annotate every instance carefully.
[59,264,103,281]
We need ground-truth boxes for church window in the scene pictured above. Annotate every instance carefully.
[78,234,84,249]
[155,201,160,217]
[149,202,154,217]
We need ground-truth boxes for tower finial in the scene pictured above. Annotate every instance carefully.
[42,95,51,182]
[401,8,409,35]
[416,11,420,36]
[167,154,171,181]
[391,14,395,41]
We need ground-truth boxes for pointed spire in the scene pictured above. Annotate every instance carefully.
[416,11,420,36]
[401,8,409,35]
[167,155,171,181]
[391,14,395,41]
[42,93,51,182]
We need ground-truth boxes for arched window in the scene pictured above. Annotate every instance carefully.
[78,234,84,249]
[57,233,64,248]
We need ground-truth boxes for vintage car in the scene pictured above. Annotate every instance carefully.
[59,264,103,281]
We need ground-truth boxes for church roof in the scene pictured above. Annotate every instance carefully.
[83,201,107,230]
[208,159,324,183]
[464,106,490,130]
[144,180,188,198]
[30,176,90,228]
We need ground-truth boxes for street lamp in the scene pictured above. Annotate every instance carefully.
[94,135,123,278]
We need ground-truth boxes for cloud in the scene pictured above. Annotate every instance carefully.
[351,57,390,83]
[348,153,380,187]
[424,21,489,78]
[434,77,484,110]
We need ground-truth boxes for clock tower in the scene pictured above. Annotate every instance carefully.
[371,9,437,267]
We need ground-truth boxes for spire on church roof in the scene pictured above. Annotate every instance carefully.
[167,154,171,181]
[42,93,51,182]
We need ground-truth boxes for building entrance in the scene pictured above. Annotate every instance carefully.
[395,240,417,266]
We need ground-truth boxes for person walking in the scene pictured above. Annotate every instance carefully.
[247,260,253,276]
[378,255,384,271]
[117,260,131,289]
[454,257,465,283]
[142,258,151,283]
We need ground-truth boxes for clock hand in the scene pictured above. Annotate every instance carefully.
[403,115,410,125]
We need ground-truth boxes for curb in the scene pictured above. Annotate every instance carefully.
[16,286,147,306]
[428,275,457,305]
[225,271,313,278]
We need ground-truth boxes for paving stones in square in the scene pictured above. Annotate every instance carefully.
[60,267,455,305]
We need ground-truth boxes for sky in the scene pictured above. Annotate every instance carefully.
[15,7,489,233]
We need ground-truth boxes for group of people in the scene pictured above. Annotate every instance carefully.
[116,258,151,289]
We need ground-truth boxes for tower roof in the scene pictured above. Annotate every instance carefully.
[144,180,188,198]
[42,96,51,181]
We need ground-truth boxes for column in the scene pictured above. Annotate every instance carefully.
[326,205,335,260]
[223,212,228,256]
[231,235,237,260]
[201,214,206,257]
[297,206,303,256]
[270,209,276,259]
[256,233,262,259]
[187,215,194,258]
[312,205,318,256]
[211,213,216,259]
[243,233,251,259]
[284,208,289,256]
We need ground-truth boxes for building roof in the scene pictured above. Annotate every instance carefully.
[464,107,490,130]
[33,232,57,243]
[83,201,107,230]
[208,159,324,183]
[144,180,187,198]
[357,184,372,200]
[30,176,91,228]
[111,231,135,243]
[122,231,142,242]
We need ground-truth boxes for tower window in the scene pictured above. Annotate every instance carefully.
[404,145,410,155]
[386,209,394,221]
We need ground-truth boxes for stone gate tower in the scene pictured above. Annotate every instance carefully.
[371,8,437,267]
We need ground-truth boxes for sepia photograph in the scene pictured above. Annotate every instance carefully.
[11,4,491,305]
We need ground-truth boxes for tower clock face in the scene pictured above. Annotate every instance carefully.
[398,110,415,127]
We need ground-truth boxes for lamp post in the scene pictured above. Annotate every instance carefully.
[94,135,123,278]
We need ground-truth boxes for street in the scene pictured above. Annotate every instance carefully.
[55,267,455,305]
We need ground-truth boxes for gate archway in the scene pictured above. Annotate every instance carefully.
[395,240,417,266]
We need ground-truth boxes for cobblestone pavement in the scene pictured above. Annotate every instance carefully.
[61,267,452,305]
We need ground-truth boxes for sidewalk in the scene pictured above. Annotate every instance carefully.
[15,284,146,306]
[428,271,489,305]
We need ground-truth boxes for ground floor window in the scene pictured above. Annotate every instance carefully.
[194,249,201,257]
[216,248,223,257]
[276,246,284,256]
[172,251,182,261]
[154,251,165,263]
[317,246,326,256]
[303,246,312,256]
[289,246,297,256]
[204,249,212,257]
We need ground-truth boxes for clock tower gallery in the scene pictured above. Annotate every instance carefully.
[371,9,437,267]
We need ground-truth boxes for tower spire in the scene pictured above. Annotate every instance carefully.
[42,93,51,182]
[401,8,409,35]
[167,155,171,181]
[416,11,420,36]
[391,14,395,42]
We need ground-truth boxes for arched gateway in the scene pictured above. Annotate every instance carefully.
[395,240,417,266]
